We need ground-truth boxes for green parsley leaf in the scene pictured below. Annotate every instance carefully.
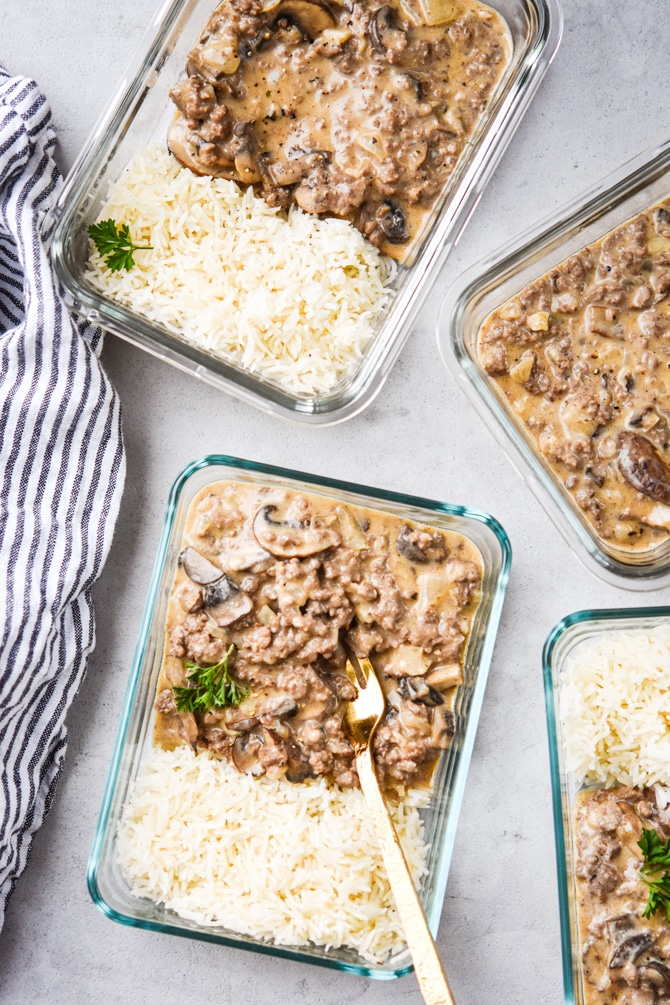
[172,645,246,714]
[88,218,152,272]
[638,828,670,922]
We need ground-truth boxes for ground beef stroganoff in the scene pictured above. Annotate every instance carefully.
[168,0,509,260]
[478,199,670,558]
[154,481,483,792]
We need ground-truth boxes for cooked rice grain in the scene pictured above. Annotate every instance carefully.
[117,746,428,963]
[559,625,670,788]
[86,148,395,395]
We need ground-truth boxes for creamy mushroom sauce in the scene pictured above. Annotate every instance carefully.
[575,787,670,1005]
[154,481,483,792]
[167,0,509,260]
[478,200,670,558]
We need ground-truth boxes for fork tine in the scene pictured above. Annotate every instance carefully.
[344,658,360,691]
[358,655,384,702]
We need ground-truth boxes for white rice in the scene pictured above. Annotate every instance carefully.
[117,746,429,963]
[559,625,670,788]
[86,147,396,396]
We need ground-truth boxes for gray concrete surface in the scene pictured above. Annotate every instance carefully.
[1,2,669,1003]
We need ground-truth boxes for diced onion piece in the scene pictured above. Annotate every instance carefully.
[509,352,535,384]
[410,0,460,25]
[644,504,670,530]
[527,311,550,332]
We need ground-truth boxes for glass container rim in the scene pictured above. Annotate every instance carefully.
[437,137,670,589]
[50,0,563,426]
[542,604,670,1005]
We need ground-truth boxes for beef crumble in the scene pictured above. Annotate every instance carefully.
[167,0,509,260]
[478,199,670,558]
[154,481,483,792]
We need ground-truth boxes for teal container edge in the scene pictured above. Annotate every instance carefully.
[87,454,511,978]
[543,605,670,1005]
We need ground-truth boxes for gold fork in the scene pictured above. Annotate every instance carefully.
[344,654,456,1005]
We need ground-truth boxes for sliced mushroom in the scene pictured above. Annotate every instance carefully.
[234,140,261,183]
[397,525,448,564]
[252,505,340,558]
[618,431,670,504]
[604,914,634,945]
[202,575,253,626]
[286,750,314,783]
[609,931,654,969]
[367,6,407,54]
[227,716,261,732]
[398,675,444,706]
[430,707,455,749]
[642,960,670,986]
[374,200,409,244]
[232,732,265,773]
[273,0,336,38]
[180,546,224,585]
[397,524,429,563]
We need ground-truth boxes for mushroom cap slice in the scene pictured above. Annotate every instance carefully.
[398,675,444,706]
[609,931,654,969]
[375,200,409,245]
[430,707,455,749]
[619,431,670,504]
[397,524,447,563]
[180,546,224,585]
[273,0,337,38]
[232,732,265,773]
[202,575,253,626]
[252,504,340,558]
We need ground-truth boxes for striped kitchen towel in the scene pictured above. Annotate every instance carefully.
[0,68,125,930]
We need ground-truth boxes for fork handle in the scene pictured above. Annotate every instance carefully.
[356,749,457,1005]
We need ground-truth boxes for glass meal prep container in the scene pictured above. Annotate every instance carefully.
[543,605,670,1005]
[438,140,670,589]
[49,0,561,425]
[88,453,511,977]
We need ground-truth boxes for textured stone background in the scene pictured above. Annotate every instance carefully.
[1,2,669,1003]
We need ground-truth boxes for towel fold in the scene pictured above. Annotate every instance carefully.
[0,68,125,931]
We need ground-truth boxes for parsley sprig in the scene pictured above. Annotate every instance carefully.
[638,828,670,922]
[88,218,152,272]
[172,645,246,714]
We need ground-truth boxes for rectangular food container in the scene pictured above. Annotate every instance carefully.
[543,606,670,1005]
[438,139,670,589]
[49,0,561,425]
[88,454,511,977]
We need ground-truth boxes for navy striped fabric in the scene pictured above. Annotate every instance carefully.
[0,68,125,929]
